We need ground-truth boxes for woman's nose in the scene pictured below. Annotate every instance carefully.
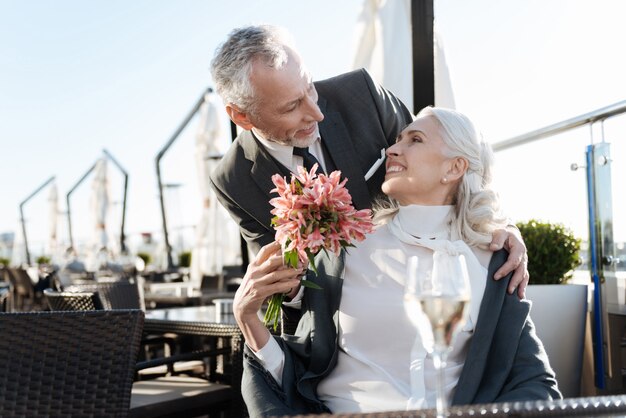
[387,143,400,157]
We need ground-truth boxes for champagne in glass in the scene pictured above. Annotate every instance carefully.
[404,252,471,418]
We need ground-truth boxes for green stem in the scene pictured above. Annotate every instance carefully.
[263,293,285,331]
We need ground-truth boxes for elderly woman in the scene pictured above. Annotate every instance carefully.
[234,107,561,417]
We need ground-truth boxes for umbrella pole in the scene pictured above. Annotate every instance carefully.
[19,176,55,265]
[156,87,212,270]
[103,149,129,253]
[66,162,98,252]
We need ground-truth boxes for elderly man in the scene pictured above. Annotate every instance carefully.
[209,24,528,296]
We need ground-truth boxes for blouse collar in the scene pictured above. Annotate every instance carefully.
[396,204,454,240]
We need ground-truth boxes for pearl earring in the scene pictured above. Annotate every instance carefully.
[442,177,448,184]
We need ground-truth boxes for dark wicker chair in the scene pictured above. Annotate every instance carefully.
[44,288,104,311]
[65,278,144,310]
[0,309,144,417]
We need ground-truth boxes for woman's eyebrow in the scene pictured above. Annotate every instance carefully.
[397,129,425,141]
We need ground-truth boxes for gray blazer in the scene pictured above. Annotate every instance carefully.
[209,69,413,254]
[241,249,561,417]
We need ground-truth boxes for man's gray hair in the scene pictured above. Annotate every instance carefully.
[210,25,296,114]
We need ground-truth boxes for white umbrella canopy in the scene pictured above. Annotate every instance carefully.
[10,219,27,267]
[87,158,110,271]
[352,0,456,111]
[46,182,60,264]
[191,91,241,284]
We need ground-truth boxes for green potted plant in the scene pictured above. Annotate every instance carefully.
[178,251,192,268]
[137,252,152,267]
[35,255,51,265]
[516,219,582,284]
[517,219,586,398]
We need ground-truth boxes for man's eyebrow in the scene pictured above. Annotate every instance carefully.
[278,97,301,111]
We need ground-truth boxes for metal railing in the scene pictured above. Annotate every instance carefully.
[492,100,626,151]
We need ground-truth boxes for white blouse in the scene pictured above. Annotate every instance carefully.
[256,205,491,413]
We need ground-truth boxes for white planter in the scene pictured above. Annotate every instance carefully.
[526,284,588,398]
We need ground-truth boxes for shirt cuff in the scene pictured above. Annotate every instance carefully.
[251,336,285,386]
[282,286,304,309]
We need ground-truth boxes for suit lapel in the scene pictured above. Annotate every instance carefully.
[318,98,371,210]
[452,250,508,405]
[239,131,290,228]
[302,251,345,378]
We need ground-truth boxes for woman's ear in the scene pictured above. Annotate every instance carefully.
[226,104,254,131]
[446,157,469,181]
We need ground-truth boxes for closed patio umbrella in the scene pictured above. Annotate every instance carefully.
[352,0,456,110]
[191,91,240,286]
[87,158,110,271]
[10,224,27,267]
[47,182,59,264]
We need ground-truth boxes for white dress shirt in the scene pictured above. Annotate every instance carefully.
[255,130,328,173]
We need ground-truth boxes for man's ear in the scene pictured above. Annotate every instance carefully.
[446,157,469,181]
[226,104,254,131]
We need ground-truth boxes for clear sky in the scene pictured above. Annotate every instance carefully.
[1,0,625,259]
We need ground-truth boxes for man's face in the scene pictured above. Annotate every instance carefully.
[246,49,324,147]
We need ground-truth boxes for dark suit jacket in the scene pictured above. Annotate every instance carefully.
[241,249,561,417]
[209,69,413,254]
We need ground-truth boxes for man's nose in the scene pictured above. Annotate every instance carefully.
[304,97,324,122]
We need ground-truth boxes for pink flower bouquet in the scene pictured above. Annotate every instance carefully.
[265,164,374,330]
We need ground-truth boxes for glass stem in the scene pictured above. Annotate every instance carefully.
[433,348,448,418]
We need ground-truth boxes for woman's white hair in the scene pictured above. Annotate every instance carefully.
[375,106,507,247]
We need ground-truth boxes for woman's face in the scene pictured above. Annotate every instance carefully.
[382,115,455,206]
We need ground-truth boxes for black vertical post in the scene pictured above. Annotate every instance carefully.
[411,0,435,114]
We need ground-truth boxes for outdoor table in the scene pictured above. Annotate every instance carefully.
[283,395,626,417]
[143,288,204,308]
[145,304,237,326]
[144,305,245,416]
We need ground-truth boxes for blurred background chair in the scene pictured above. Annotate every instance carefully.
[43,288,104,311]
[0,281,12,312]
[65,277,145,310]
[0,309,144,417]
[4,267,38,311]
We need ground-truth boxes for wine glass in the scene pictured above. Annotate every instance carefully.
[404,252,471,418]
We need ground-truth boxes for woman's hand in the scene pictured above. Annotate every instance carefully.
[233,241,303,351]
[489,226,529,298]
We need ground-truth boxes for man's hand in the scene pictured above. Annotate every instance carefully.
[234,242,303,318]
[233,242,303,351]
[490,226,529,298]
